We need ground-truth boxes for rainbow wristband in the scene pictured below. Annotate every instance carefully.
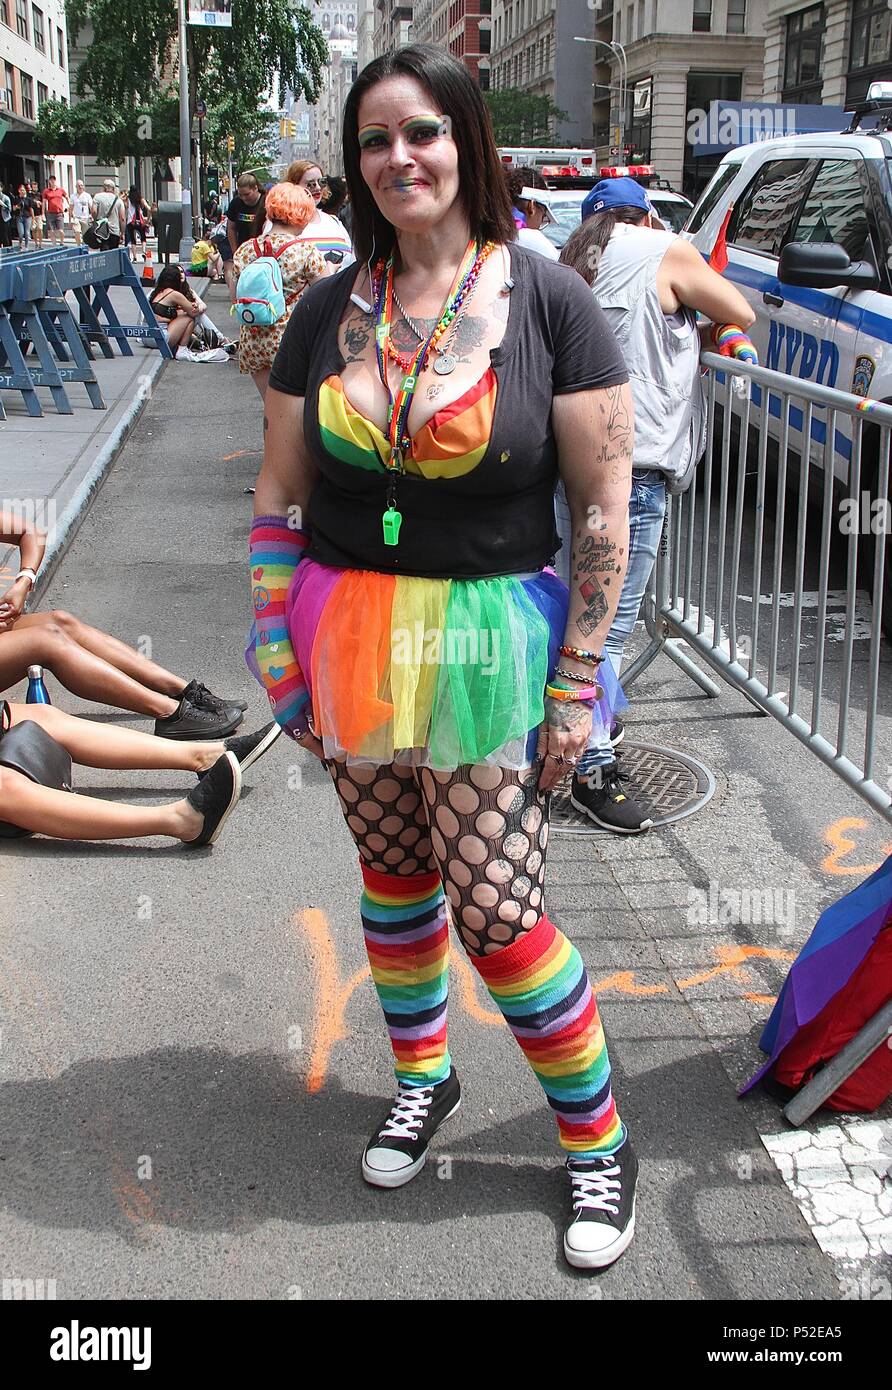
[713,323,758,364]
[545,682,602,703]
[249,514,311,736]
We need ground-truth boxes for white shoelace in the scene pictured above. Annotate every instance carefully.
[570,1162,622,1214]
[378,1085,434,1143]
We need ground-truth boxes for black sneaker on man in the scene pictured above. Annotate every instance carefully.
[564,1137,639,1270]
[154,694,243,741]
[182,678,248,714]
[570,761,653,834]
[196,721,282,777]
[362,1068,461,1189]
[609,716,625,749]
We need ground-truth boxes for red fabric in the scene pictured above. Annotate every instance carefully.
[773,918,892,1111]
[708,203,733,273]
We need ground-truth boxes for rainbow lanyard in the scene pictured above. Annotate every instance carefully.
[372,238,481,545]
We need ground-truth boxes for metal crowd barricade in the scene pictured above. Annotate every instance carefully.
[0,245,171,418]
[624,351,892,825]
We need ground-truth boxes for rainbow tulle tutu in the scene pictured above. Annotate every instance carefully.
[270,559,625,770]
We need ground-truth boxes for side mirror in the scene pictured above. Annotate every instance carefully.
[778,241,878,291]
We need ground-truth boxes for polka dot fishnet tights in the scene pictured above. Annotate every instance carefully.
[326,760,550,957]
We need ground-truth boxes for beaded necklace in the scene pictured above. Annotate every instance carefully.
[372,236,496,546]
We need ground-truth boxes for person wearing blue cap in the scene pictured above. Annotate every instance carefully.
[553,177,756,832]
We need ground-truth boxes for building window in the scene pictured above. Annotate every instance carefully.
[849,0,892,73]
[3,62,14,111]
[37,79,47,108]
[15,0,28,39]
[0,1,10,29]
[693,0,712,33]
[727,0,746,34]
[32,4,44,49]
[783,4,825,102]
[57,25,64,65]
[479,66,490,90]
[20,71,33,119]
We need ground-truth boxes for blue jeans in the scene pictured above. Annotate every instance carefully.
[16,215,31,246]
[554,470,667,770]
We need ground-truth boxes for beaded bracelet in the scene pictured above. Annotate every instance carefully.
[545,682,602,703]
[559,645,604,665]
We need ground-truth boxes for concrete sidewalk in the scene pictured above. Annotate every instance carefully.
[0,274,211,596]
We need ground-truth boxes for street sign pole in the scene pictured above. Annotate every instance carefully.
[176,0,194,262]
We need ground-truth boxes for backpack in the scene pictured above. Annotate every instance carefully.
[233,237,300,327]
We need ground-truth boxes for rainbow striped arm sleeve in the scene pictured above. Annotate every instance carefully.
[249,514,310,737]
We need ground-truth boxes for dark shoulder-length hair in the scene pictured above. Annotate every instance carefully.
[559,206,649,286]
[343,43,516,267]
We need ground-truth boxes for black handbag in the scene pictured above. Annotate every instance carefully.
[0,700,73,839]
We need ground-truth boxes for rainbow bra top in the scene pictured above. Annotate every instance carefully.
[318,369,498,480]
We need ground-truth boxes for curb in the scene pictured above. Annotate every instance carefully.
[28,350,169,607]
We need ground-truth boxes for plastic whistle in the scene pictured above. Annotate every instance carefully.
[383,506,402,546]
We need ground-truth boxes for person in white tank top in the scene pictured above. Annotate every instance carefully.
[554,177,755,833]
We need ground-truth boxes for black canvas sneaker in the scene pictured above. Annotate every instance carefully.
[362,1068,461,1189]
[570,761,654,834]
[196,721,282,777]
[564,1138,639,1270]
[609,716,625,749]
[182,678,248,714]
[154,694,243,741]
[182,751,242,847]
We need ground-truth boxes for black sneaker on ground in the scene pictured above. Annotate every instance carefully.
[196,721,282,777]
[609,716,625,749]
[182,679,248,714]
[570,761,654,834]
[154,695,243,741]
[362,1067,461,1189]
[564,1137,639,1270]
[183,751,242,847]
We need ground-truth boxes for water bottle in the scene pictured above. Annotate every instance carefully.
[26,664,51,705]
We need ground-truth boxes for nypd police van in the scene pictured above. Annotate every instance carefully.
[684,90,892,622]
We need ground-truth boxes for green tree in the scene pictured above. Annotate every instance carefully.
[483,89,569,147]
[37,0,326,162]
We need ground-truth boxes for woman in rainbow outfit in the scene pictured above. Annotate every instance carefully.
[248,45,638,1271]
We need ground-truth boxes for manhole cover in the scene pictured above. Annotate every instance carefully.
[551,741,716,835]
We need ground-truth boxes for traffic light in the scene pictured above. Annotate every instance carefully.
[225,134,235,153]
[289,120,297,139]
[279,118,286,139]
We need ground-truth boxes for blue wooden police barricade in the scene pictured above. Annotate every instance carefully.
[0,246,171,419]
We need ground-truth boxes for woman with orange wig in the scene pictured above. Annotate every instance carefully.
[233,182,328,399]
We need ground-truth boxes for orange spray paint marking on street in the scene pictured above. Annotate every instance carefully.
[822,817,892,877]
[452,952,503,1025]
[297,907,370,1093]
[590,970,667,997]
[677,944,794,991]
[222,449,263,462]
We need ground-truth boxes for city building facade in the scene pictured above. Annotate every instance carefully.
[489,0,603,148]
[763,0,892,108]
[0,0,75,194]
[373,0,414,55]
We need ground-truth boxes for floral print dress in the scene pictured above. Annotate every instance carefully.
[233,231,327,375]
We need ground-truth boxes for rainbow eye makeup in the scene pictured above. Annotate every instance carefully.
[358,115,450,149]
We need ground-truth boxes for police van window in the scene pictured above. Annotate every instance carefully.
[792,159,871,262]
[728,159,815,256]
[686,161,738,235]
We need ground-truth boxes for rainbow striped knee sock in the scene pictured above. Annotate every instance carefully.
[360,865,451,1088]
[471,913,624,1156]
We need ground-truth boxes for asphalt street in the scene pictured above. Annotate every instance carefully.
[0,286,888,1301]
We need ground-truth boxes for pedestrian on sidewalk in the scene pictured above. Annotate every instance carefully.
[505,167,559,261]
[0,699,280,847]
[86,179,125,250]
[42,174,69,247]
[29,182,44,249]
[225,173,265,303]
[12,185,32,250]
[250,43,638,1272]
[0,510,246,739]
[233,182,326,399]
[124,185,150,262]
[0,185,13,248]
[283,158,354,270]
[554,177,756,833]
[70,180,93,246]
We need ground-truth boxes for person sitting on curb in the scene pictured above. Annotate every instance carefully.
[0,510,245,740]
[148,264,235,361]
[0,699,280,847]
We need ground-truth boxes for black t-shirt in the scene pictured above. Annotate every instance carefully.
[226,194,263,246]
[269,242,628,580]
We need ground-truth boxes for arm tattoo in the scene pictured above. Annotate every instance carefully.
[544,696,592,733]
[577,576,608,636]
[595,384,634,477]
